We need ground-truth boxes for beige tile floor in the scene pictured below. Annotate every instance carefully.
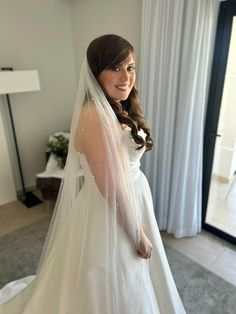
[0,191,50,237]
[206,177,236,237]
[1,193,236,288]
[161,230,236,287]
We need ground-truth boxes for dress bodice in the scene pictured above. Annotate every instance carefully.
[121,128,146,180]
[78,128,146,184]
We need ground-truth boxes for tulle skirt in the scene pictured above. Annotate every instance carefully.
[0,171,185,314]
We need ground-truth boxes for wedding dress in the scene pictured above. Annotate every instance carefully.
[0,61,185,314]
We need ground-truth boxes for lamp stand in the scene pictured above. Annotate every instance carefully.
[1,67,42,208]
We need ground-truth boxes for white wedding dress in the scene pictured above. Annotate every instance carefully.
[0,128,185,314]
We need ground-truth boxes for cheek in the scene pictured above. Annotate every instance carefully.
[99,74,115,92]
[130,74,136,87]
[103,80,115,96]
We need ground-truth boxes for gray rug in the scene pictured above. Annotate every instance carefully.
[0,218,236,314]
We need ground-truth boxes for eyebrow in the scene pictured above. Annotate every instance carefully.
[118,62,136,66]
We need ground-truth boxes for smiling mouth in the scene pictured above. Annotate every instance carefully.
[116,85,129,91]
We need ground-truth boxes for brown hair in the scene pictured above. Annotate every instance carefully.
[87,34,153,151]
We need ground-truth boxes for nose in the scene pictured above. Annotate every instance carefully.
[120,69,129,82]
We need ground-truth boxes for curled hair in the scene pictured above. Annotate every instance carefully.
[87,34,153,151]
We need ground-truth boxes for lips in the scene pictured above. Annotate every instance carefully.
[115,84,129,91]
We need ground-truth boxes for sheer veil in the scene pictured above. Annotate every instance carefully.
[25,59,145,313]
[0,57,187,314]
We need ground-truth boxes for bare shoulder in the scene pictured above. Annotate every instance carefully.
[74,101,99,152]
[79,100,102,129]
[80,100,99,119]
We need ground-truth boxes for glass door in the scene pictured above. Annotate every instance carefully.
[203,1,236,244]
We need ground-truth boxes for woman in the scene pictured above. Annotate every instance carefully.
[0,34,185,313]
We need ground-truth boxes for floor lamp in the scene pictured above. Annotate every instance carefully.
[0,68,42,207]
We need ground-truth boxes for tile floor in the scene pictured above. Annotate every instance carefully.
[161,230,236,287]
[0,194,236,288]
[0,191,49,237]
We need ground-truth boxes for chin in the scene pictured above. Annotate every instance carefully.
[119,97,128,101]
[112,92,130,102]
[118,94,129,101]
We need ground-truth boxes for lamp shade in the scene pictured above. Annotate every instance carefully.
[0,70,40,95]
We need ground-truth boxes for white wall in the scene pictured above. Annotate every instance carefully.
[0,0,77,190]
[70,0,142,81]
[0,0,142,196]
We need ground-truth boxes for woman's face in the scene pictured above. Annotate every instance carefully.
[98,53,136,102]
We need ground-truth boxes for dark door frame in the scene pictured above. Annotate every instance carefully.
[202,0,236,244]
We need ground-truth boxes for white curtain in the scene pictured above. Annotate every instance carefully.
[139,0,219,237]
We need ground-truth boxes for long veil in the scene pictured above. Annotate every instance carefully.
[0,58,187,314]
[16,60,145,313]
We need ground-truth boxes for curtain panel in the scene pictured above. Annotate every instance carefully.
[139,0,219,237]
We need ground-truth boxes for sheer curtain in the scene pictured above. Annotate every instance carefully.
[139,0,219,237]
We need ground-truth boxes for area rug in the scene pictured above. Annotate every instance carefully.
[0,218,236,314]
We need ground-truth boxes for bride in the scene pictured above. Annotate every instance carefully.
[0,34,185,313]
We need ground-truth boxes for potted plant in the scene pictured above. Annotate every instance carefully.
[47,134,69,168]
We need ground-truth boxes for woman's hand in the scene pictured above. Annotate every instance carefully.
[137,227,153,259]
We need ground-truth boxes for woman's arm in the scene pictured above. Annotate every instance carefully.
[74,103,153,259]
[74,103,140,246]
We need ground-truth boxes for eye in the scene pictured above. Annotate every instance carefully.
[127,65,136,72]
[111,65,120,72]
